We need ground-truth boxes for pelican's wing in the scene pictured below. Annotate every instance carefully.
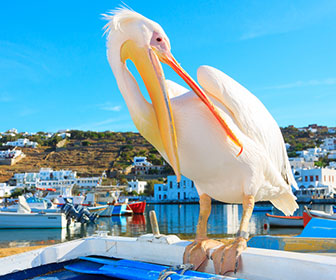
[197,65,297,189]
[166,79,189,98]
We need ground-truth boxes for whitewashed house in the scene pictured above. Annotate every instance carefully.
[133,156,152,167]
[296,147,327,162]
[154,175,199,201]
[0,149,23,159]
[321,138,336,151]
[5,138,38,148]
[289,158,314,169]
[295,168,336,198]
[0,183,17,202]
[127,180,147,194]
[328,151,336,160]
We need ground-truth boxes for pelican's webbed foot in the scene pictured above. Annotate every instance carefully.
[211,237,247,275]
[183,239,222,271]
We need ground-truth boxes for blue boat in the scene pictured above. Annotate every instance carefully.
[248,217,336,252]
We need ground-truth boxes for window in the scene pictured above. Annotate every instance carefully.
[177,182,180,189]
[159,195,161,200]
[169,181,172,189]
[324,175,326,182]
[158,186,161,191]
[163,194,167,199]
[177,192,180,200]
[310,176,313,182]
[305,176,308,182]
[315,175,319,181]
[191,182,194,188]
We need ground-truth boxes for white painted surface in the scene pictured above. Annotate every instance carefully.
[1,234,336,279]
[0,212,67,228]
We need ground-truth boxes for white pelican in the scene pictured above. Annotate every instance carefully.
[104,8,298,275]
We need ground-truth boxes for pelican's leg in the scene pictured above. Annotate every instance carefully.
[183,193,221,270]
[211,194,255,275]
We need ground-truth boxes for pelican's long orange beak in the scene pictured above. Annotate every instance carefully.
[157,51,243,157]
[121,40,181,181]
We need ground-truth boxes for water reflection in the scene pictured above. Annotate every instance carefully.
[0,203,333,247]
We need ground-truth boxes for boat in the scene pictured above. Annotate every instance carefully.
[0,196,60,213]
[253,205,273,212]
[1,232,336,280]
[249,217,336,252]
[266,213,303,227]
[0,212,68,229]
[128,200,146,214]
[0,196,68,229]
[303,207,336,227]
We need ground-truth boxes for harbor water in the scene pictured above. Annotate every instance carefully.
[0,203,333,248]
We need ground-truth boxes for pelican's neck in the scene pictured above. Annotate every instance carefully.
[108,49,150,127]
[106,41,166,158]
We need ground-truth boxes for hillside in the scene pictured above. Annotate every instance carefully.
[0,126,335,183]
[0,132,164,182]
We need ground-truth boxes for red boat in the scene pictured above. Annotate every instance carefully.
[127,201,146,214]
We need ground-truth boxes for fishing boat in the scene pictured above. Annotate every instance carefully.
[128,200,146,214]
[0,196,60,213]
[266,213,303,227]
[0,196,68,229]
[303,207,336,227]
[1,231,336,280]
[249,217,336,252]
[0,212,68,229]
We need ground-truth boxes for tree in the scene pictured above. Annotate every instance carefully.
[144,180,160,196]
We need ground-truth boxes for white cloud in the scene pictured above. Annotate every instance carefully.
[98,102,122,112]
[260,78,336,90]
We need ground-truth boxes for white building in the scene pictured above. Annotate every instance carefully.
[76,177,101,188]
[12,168,101,189]
[289,158,314,169]
[133,156,152,167]
[154,175,199,201]
[296,147,327,162]
[5,138,38,148]
[57,132,71,139]
[295,168,336,198]
[321,138,336,151]
[329,162,336,169]
[127,180,147,194]
[8,128,18,134]
[328,151,336,160]
[0,149,23,159]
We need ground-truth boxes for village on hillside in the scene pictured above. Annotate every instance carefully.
[0,125,336,204]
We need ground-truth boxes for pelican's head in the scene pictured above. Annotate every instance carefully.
[104,8,243,180]
[104,8,183,180]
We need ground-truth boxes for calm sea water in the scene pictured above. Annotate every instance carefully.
[0,203,333,248]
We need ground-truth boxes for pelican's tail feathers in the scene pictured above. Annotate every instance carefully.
[270,192,299,216]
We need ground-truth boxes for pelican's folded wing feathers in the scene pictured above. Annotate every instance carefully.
[197,65,297,190]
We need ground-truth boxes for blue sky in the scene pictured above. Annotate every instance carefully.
[1,0,336,133]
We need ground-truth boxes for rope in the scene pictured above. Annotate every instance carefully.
[158,264,194,280]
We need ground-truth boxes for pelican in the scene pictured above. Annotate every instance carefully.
[104,8,298,275]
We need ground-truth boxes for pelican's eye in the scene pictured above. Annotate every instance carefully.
[156,37,162,42]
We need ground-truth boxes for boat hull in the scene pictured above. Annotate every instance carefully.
[128,201,146,214]
[266,213,303,227]
[0,212,67,228]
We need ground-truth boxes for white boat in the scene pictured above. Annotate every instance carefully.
[1,196,60,213]
[1,233,336,280]
[0,196,67,229]
[0,212,67,228]
[309,209,336,220]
